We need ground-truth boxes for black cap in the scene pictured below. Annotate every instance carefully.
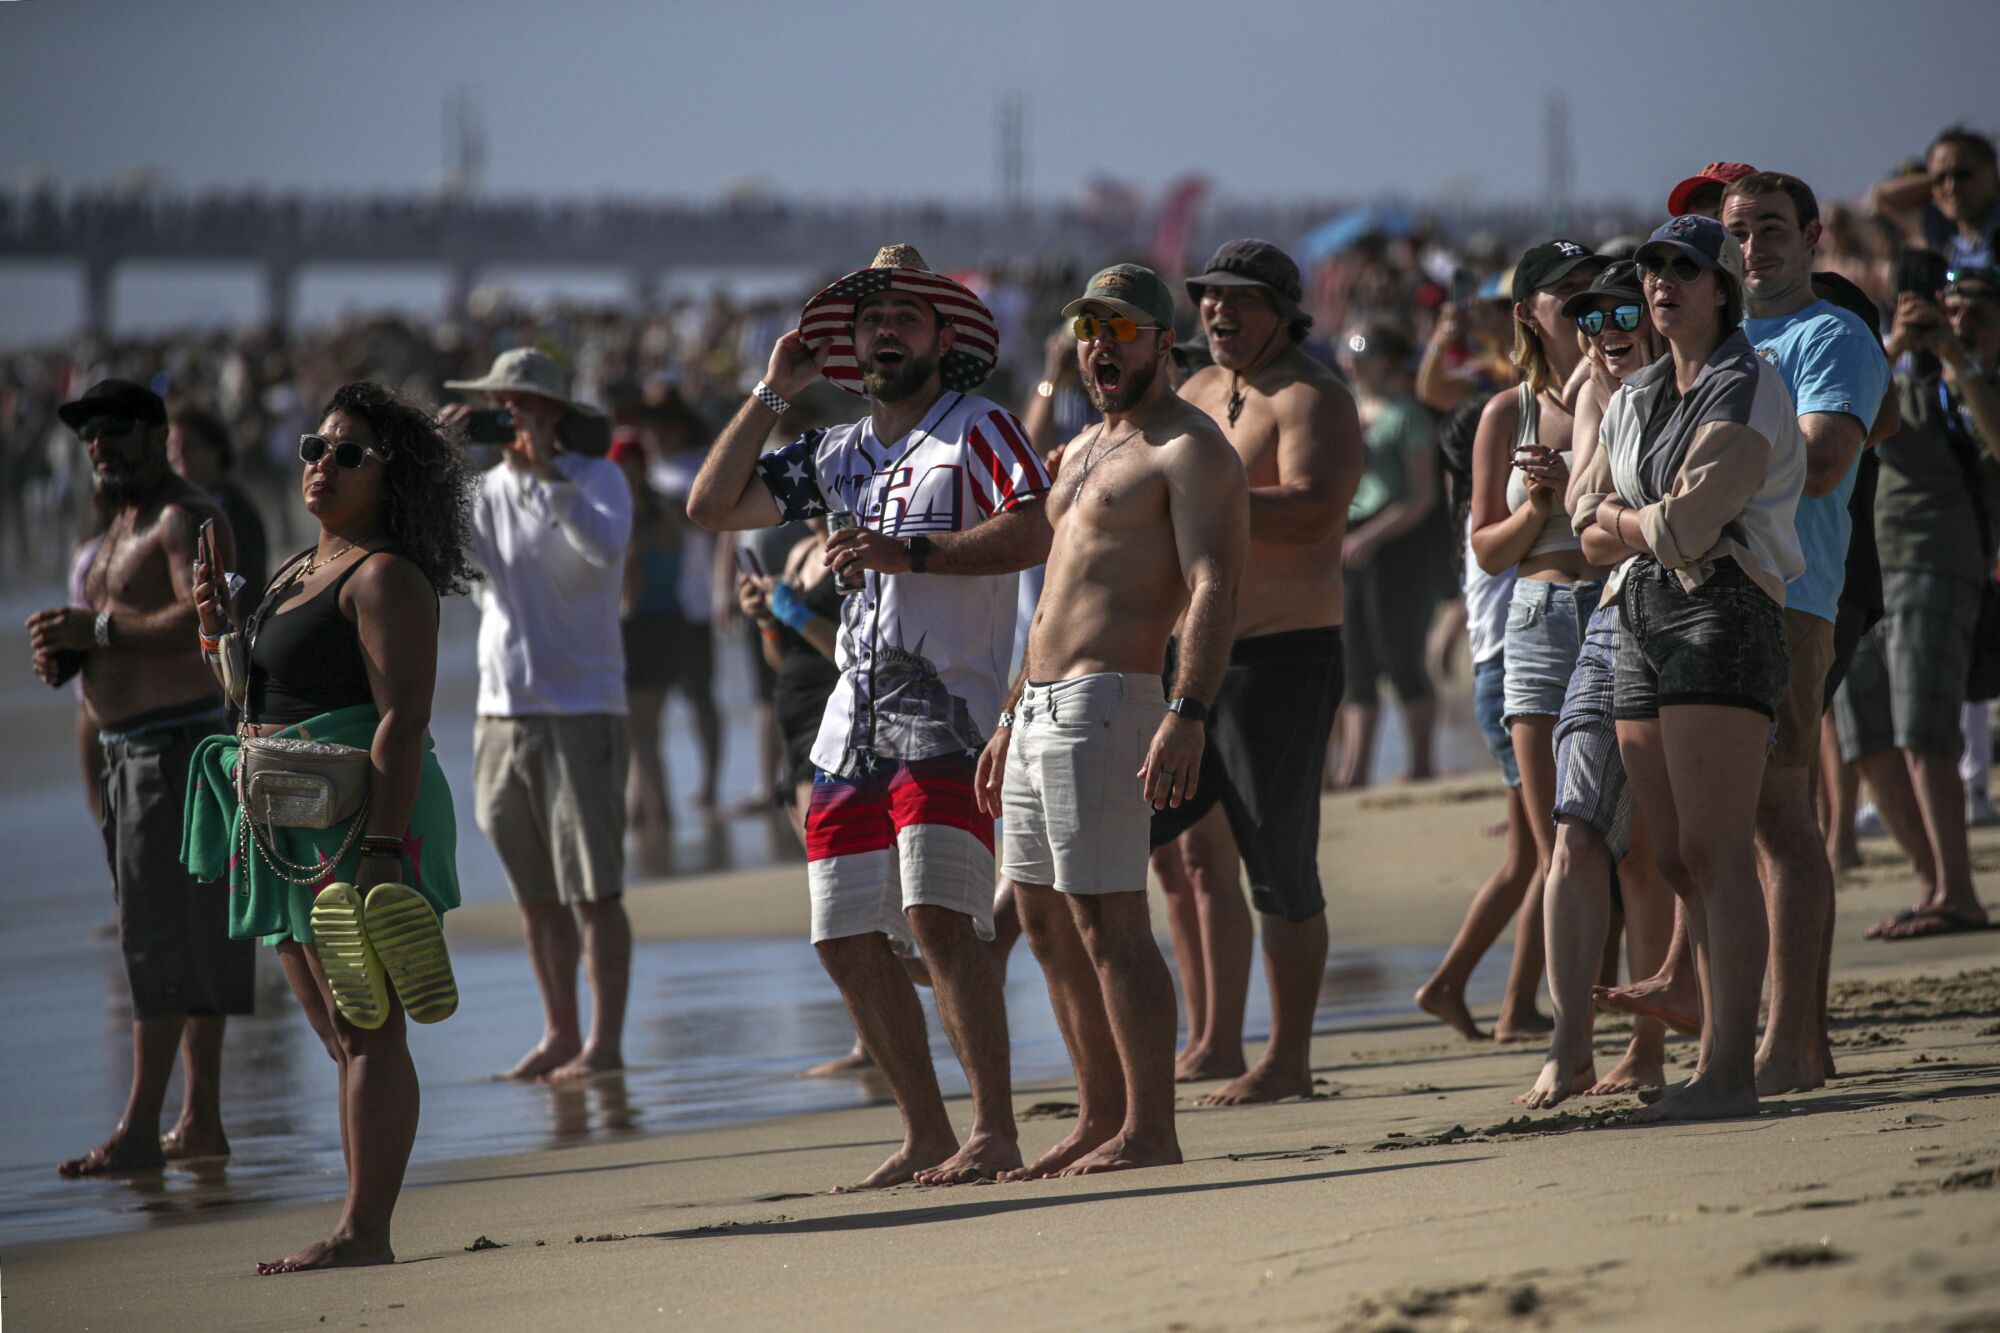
[1510,239,1603,303]
[1187,239,1311,326]
[58,379,167,432]
[1559,260,1647,319]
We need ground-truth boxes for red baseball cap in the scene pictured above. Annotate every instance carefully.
[1666,162,1758,217]
[607,430,644,467]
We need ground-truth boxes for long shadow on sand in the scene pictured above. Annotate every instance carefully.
[644,1158,1492,1241]
[415,1138,903,1192]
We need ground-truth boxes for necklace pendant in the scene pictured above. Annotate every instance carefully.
[1226,389,1245,427]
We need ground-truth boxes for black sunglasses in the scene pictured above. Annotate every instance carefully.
[1637,252,1707,284]
[299,434,390,469]
[1932,166,1977,187]
[1576,304,1644,336]
[80,416,140,443]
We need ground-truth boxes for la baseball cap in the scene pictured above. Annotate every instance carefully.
[1061,263,1178,329]
[1635,215,1747,290]
[1666,162,1758,217]
[1510,239,1604,302]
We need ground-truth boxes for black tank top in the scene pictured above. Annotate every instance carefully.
[247,549,408,726]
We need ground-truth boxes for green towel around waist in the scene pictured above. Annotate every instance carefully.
[180,703,460,945]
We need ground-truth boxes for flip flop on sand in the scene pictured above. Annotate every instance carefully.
[1871,907,1996,941]
[364,883,458,1024]
[1864,906,1925,940]
[310,883,390,1029]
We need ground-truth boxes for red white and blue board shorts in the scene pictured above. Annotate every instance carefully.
[804,752,995,948]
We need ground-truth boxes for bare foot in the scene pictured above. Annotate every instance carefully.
[1199,1060,1316,1107]
[1628,1074,1757,1124]
[831,1135,958,1192]
[160,1122,231,1162]
[499,1036,582,1081]
[541,1047,624,1085]
[1586,1043,1666,1097]
[1056,1130,1182,1177]
[1174,1046,1248,1083]
[1001,1122,1119,1181]
[256,1233,394,1275]
[1753,1047,1822,1097]
[1493,1011,1554,1043]
[911,1132,1022,1185]
[1415,977,1488,1042]
[799,1046,875,1078]
[58,1131,165,1178]
[1592,972,1699,1036]
[1517,1057,1594,1109]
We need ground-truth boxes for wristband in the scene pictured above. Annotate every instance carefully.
[760,624,784,641]
[768,582,815,631]
[1614,507,1628,546]
[996,710,1015,730]
[94,610,113,648]
[199,629,222,652]
[753,381,791,416]
[358,836,404,861]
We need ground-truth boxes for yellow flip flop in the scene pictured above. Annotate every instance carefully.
[310,883,389,1030]
[364,883,459,1024]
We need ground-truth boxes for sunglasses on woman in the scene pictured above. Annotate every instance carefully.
[299,434,390,469]
[1637,252,1707,284]
[1073,314,1161,344]
[1576,304,1644,336]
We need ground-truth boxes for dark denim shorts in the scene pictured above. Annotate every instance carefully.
[1615,559,1789,721]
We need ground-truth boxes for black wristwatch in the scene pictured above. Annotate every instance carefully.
[906,534,933,573]
[1166,696,1209,723]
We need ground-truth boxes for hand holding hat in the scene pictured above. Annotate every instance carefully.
[763,328,829,403]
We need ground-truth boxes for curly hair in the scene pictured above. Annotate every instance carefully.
[318,382,481,597]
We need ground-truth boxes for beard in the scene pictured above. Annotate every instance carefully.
[861,349,938,403]
[1083,350,1160,415]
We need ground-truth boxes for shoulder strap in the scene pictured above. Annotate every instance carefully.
[1936,378,1997,560]
[1514,383,1538,449]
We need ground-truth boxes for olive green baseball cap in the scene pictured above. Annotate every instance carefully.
[1060,263,1176,329]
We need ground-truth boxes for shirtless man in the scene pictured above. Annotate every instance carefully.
[28,379,252,1176]
[978,266,1246,1177]
[1151,240,1365,1105]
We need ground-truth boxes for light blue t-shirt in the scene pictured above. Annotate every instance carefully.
[1743,300,1889,623]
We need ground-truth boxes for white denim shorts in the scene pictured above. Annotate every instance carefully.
[1000,672,1163,896]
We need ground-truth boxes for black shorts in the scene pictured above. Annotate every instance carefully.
[1150,627,1345,922]
[1342,527,1438,705]
[622,614,716,696]
[1614,559,1789,722]
[98,708,255,1020]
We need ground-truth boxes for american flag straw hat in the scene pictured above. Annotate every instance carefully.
[798,244,1000,397]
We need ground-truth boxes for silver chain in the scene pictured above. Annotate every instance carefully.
[1067,421,1144,503]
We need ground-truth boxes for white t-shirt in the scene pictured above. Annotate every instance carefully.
[756,391,1050,777]
[1463,515,1515,666]
[470,453,634,717]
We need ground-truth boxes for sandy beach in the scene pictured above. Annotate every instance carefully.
[7,778,1999,1332]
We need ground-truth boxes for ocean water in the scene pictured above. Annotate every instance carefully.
[0,576,1508,1247]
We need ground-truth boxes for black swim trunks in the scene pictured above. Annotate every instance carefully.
[1150,626,1345,921]
[98,702,255,1019]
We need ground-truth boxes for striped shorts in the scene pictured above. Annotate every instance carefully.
[1552,603,1634,860]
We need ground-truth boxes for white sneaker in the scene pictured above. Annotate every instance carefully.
[1853,801,1886,838]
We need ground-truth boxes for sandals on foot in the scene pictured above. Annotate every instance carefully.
[364,884,458,1024]
[310,884,390,1029]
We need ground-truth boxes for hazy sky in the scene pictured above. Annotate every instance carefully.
[5,0,1998,207]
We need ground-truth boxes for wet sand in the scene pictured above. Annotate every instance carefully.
[9,780,1999,1332]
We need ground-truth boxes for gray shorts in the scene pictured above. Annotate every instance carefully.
[475,714,628,907]
[1001,673,1162,896]
[1503,579,1605,723]
[1552,604,1634,860]
[1835,568,1981,762]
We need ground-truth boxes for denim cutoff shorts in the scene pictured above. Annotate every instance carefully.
[1502,579,1606,725]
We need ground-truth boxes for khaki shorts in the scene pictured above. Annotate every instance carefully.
[1771,610,1837,768]
[475,714,628,907]
[1001,672,1163,896]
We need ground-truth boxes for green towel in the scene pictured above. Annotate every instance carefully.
[181,703,460,945]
